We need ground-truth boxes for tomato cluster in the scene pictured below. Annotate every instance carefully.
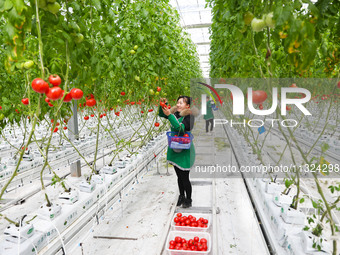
[173,213,208,228]
[169,235,208,251]
[31,75,83,104]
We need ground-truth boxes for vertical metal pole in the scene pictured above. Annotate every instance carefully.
[166,162,170,176]
[68,101,81,177]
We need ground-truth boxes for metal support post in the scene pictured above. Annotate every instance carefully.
[68,101,81,177]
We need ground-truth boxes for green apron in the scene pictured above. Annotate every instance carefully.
[158,106,195,170]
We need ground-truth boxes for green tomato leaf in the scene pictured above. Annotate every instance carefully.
[12,0,25,14]
[0,0,13,12]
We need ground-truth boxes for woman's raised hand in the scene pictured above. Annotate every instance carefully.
[160,98,167,103]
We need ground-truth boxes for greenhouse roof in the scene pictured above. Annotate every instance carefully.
[169,0,212,77]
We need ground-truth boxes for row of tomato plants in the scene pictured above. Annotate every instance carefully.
[0,0,200,228]
[214,86,340,253]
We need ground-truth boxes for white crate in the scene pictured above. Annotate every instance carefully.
[166,231,211,255]
[171,213,211,232]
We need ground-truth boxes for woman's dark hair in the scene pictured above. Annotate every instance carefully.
[177,95,191,106]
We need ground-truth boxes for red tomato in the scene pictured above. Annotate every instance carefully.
[175,237,182,243]
[63,126,67,130]
[46,87,63,101]
[63,92,73,102]
[48,102,54,107]
[183,134,189,137]
[200,238,207,244]
[53,127,58,132]
[252,90,267,104]
[141,111,144,114]
[160,102,166,108]
[86,98,96,107]
[84,116,89,120]
[56,122,60,126]
[32,78,49,94]
[167,105,171,109]
[121,92,125,96]
[157,86,161,92]
[48,74,61,86]
[194,237,199,242]
[169,245,175,250]
[286,106,291,111]
[203,219,208,224]
[100,114,103,118]
[70,88,83,100]
[45,97,50,103]
[0,106,2,110]
[177,213,182,217]
[148,109,153,112]
[155,122,160,127]
[259,104,263,110]
[185,219,191,225]
[21,98,29,105]
[290,83,297,88]
[337,81,340,88]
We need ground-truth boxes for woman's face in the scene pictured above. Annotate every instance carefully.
[176,98,189,112]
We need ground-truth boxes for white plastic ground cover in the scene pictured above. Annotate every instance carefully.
[0,122,141,190]
[166,231,211,255]
[171,213,211,232]
[0,133,167,254]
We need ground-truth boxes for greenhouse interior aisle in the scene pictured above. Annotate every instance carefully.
[68,116,269,255]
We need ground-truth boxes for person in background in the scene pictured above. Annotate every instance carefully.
[204,96,214,135]
[158,96,199,208]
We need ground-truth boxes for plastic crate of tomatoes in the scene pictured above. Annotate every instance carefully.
[171,213,211,232]
[167,132,193,150]
[166,231,211,254]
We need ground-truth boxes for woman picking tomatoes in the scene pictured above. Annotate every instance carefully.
[158,96,198,208]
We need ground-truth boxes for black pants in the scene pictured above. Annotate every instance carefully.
[174,166,192,200]
[206,119,213,132]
